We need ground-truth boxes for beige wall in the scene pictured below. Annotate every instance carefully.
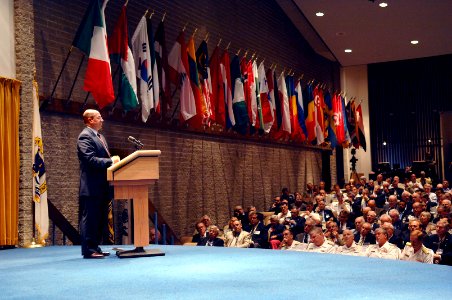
[0,0,15,77]
[340,65,372,179]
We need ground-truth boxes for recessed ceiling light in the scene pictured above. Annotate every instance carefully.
[344,49,352,53]
[316,12,324,17]
[411,40,419,45]
[379,2,388,8]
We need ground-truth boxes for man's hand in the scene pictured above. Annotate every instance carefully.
[111,155,120,164]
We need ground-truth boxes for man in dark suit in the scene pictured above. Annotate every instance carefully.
[244,211,268,248]
[77,109,119,259]
[354,222,376,245]
[197,225,224,247]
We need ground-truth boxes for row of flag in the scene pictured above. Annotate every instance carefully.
[70,0,366,150]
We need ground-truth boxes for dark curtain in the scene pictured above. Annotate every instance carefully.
[368,54,452,182]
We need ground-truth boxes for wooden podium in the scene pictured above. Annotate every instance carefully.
[107,150,165,258]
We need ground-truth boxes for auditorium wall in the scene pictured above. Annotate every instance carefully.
[19,0,341,243]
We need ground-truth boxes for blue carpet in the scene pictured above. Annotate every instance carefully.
[0,245,451,299]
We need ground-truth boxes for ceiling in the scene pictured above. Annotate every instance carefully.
[277,0,452,66]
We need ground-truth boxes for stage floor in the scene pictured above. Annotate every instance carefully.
[1,245,451,299]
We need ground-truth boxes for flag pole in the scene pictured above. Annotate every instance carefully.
[41,46,74,110]
[65,55,85,107]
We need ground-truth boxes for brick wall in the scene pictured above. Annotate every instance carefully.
[30,0,339,242]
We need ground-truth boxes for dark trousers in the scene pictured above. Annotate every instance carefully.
[80,196,109,256]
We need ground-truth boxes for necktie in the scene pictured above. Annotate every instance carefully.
[97,133,111,157]
[304,234,308,243]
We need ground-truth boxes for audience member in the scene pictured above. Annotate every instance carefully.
[280,229,302,250]
[197,225,224,247]
[246,211,268,249]
[400,230,433,263]
[335,229,364,256]
[225,220,251,248]
[365,228,400,260]
[192,222,207,243]
[304,227,337,253]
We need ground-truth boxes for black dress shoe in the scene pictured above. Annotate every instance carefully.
[102,252,110,256]
[83,252,105,259]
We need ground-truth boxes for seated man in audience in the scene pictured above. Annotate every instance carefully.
[284,206,305,237]
[233,205,249,228]
[382,195,399,216]
[429,220,452,265]
[419,211,435,235]
[225,220,251,248]
[336,229,364,256]
[304,227,337,253]
[223,217,239,238]
[192,221,208,243]
[365,228,400,260]
[324,220,343,246]
[337,210,354,233]
[400,230,433,263]
[277,200,291,224]
[315,199,336,227]
[297,217,315,243]
[381,222,404,249]
[330,191,351,217]
[432,205,451,224]
[197,225,224,247]
[353,216,365,236]
[266,215,285,249]
[403,219,423,244]
[280,229,302,250]
[389,209,404,232]
[268,196,282,214]
[149,226,162,244]
[245,211,268,249]
[366,210,379,232]
[355,222,376,245]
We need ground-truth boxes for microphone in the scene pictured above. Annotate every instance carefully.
[128,136,144,149]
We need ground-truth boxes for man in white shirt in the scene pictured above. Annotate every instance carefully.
[365,228,400,260]
[336,229,364,256]
[400,230,433,263]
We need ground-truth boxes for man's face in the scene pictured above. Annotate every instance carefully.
[208,228,218,239]
[327,223,338,233]
[89,111,103,131]
[281,202,288,213]
[413,203,423,215]
[389,212,399,223]
[304,223,313,233]
[283,231,293,244]
[377,174,383,182]
[419,214,430,224]
[310,232,324,247]
[436,222,448,236]
[366,212,376,223]
[388,197,397,207]
[408,221,421,232]
[375,231,387,246]
[232,221,242,233]
[197,223,206,235]
[318,201,325,211]
[441,200,451,210]
[410,234,422,249]
[361,224,371,236]
[290,209,299,219]
[343,230,354,246]
[355,219,363,230]
[249,214,259,225]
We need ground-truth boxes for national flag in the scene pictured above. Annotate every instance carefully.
[72,0,114,108]
[108,4,138,112]
[270,69,283,140]
[187,36,208,128]
[295,79,308,138]
[313,85,325,144]
[356,103,367,151]
[220,50,234,128]
[240,59,255,131]
[230,54,249,135]
[196,40,213,125]
[258,62,273,133]
[346,98,358,147]
[305,84,316,142]
[333,93,345,144]
[278,72,291,137]
[131,15,154,122]
[32,81,49,245]
[146,18,160,114]
[250,60,259,129]
[342,95,351,146]
[286,75,305,142]
[252,60,264,131]
[168,31,196,121]
[324,91,337,148]
[154,20,171,117]
[209,46,225,127]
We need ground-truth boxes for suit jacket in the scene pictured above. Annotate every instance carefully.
[245,222,268,248]
[265,223,285,241]
[318,209,336,223]
[427,232,452,265]
[225,230,251,248]
[354,232,376,244]
[197,237,224,247]
[77,127,113,198]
